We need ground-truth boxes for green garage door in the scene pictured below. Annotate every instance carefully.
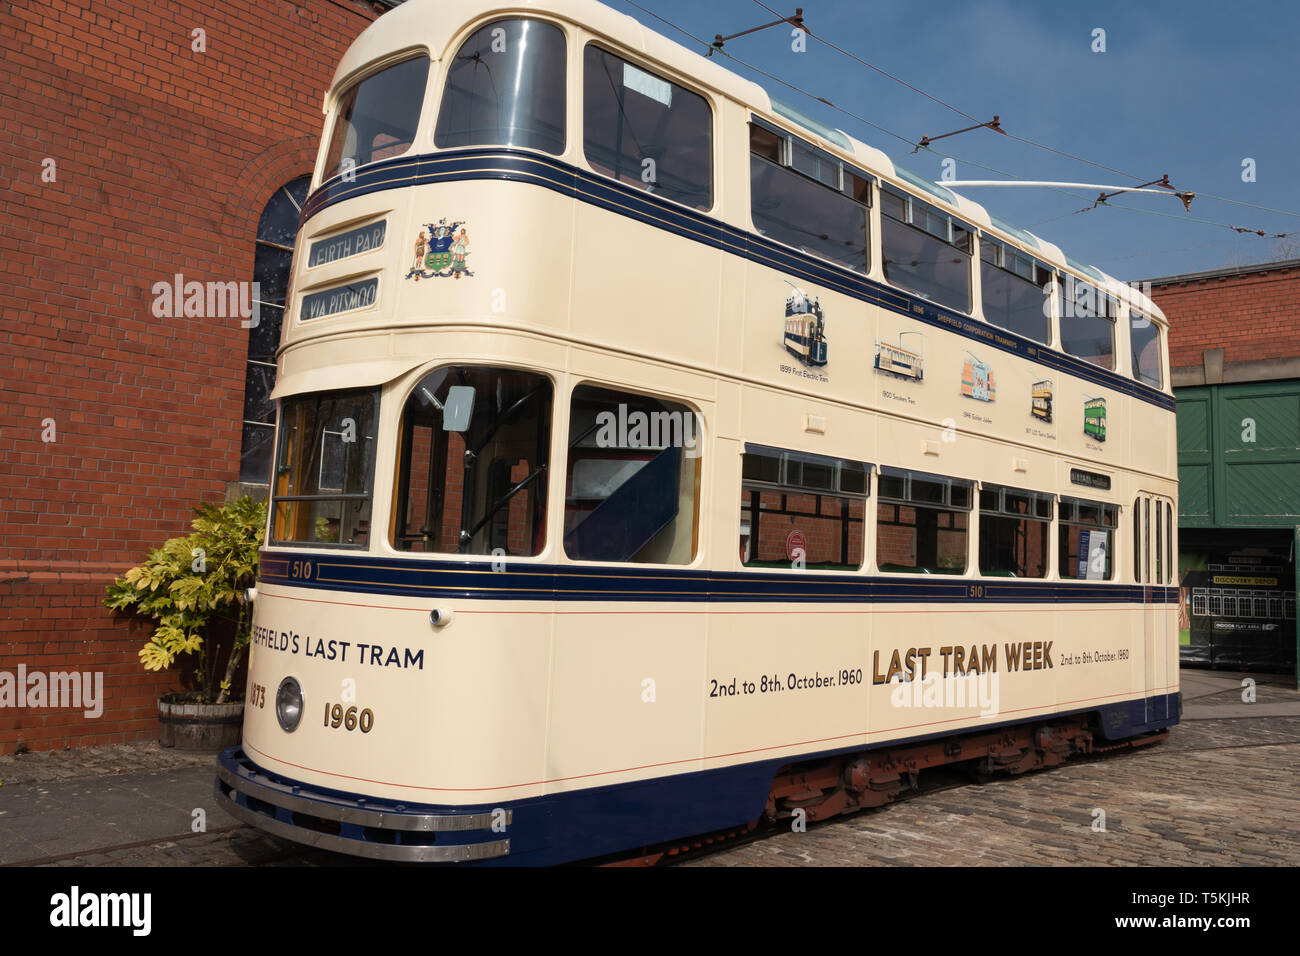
[1176,382,1300,528]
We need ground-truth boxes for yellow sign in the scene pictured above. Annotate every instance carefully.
[1211,575,1277,586]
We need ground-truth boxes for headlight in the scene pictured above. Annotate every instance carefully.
[276,676,304,732]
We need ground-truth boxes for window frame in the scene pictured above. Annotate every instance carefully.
[1133,495,1142,583]
[1058,495,1118,582]
[1057,273,1118,370]
[1165,501,1174,585]
[977,234,1054,345]
[270,387,381,550]
[321,53,432,184]
[747,117,874,273]
[739,445,870,573]
[562,381,705,566]
[388,364,555,559]
[580,42,716,211]
[1129,307,1165,389]
[434,17,568,157]
[977,483,1054,579]
[880,183,975,314]
[876,466,974,575]
[1144,496,1151,584]
[240,176,311,486]
[750,117,874,199]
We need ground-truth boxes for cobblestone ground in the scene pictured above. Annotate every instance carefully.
[680,716,1300,867]
[36,829,353,868]
[0,741,213,787]
[3,672,1297,866]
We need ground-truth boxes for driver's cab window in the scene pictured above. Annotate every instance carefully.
[391,366,552,556]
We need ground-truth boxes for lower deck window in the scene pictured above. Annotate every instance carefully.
[564,385,701,564]
[1060,497,1117,580]
[272,389,378,547]
[739,446,867,570]
[391,366,551,556]
[877,468,972,574]
[979,485,1052,578]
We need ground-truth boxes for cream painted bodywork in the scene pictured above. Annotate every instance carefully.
[244,0,1178,807]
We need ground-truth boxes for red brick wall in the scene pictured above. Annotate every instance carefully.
[0,568,175,751]
[1151,263,1300,369]
[0,0,379,752]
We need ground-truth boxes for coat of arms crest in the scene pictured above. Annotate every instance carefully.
[406,219,472,280]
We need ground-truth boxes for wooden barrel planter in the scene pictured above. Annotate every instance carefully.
[158,692,244,751]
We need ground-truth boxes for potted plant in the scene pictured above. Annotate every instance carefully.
[105,496,266,750]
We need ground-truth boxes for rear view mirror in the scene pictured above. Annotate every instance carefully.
[443,385,476,432]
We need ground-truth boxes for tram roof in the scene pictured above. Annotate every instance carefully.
[332,0,1164,324]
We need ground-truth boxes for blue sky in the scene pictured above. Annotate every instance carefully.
[609,0,1300,281]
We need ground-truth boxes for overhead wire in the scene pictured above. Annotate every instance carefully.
[748,0,1148,182]
[619,0,1298,243]
[619,0,1088,207]
[747,0,1300,233]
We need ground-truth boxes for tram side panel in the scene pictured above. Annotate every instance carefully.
[704,398,877,772]
[545,605,709,792]
[569,198,724,368]
[242,584,555,806]
[310,177,580,340]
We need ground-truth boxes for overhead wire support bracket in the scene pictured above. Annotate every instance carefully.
[1090,174,1194,212]
[708,7,804,56]
[913,117,1005,153]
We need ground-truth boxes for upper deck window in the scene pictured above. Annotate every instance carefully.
[1129,309,1163,388]
[324,56,430,179]
[435,19,567,155]
[583,46,712,210]
[1059,276,1116,370]
[749,119,871,273]
[881,185,973,313]
[979,236,1052,344]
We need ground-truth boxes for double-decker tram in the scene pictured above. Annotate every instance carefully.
[216,0,1180,864]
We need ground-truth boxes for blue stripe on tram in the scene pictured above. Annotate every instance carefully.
[259,550,1179,605]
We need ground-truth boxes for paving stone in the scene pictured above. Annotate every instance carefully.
[681,715,1300,867]
[0,741,213,788]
